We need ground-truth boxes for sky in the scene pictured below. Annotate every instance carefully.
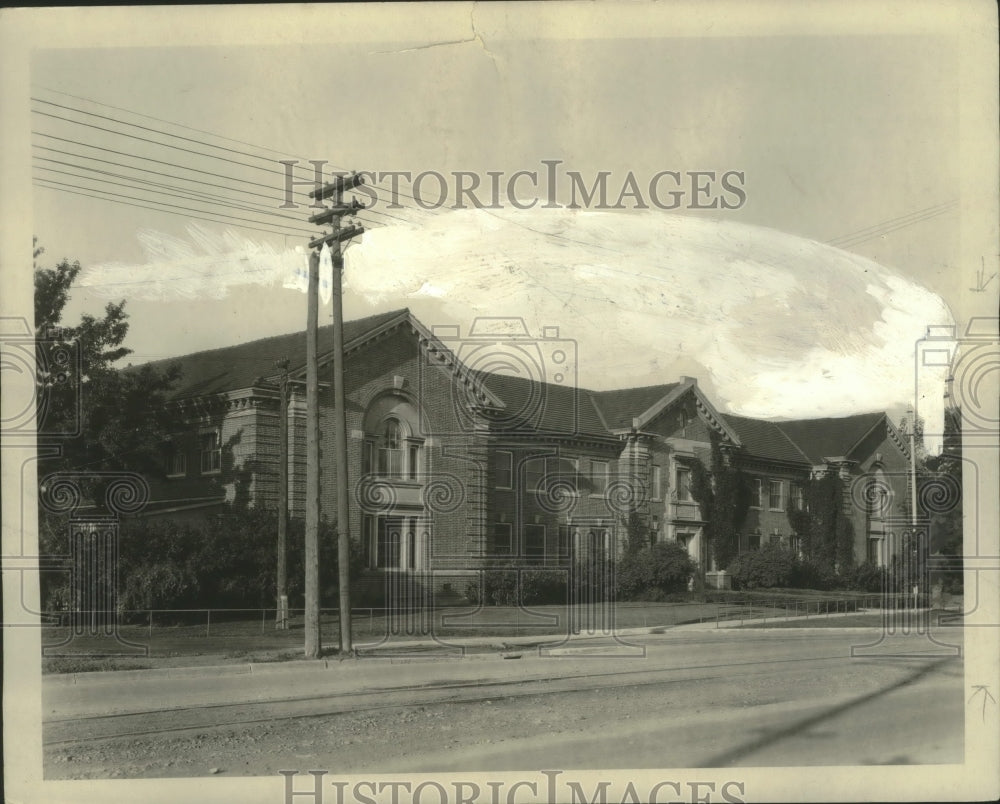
[6,3,999,449]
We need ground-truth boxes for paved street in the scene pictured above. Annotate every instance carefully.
[43,628,964,777]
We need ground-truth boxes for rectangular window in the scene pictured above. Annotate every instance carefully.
[492,523,513,555]
[363,441,375,475]
[651,465,663,500]
[493,450,513,489]
[378,446,403,477]
[789,535,801,556]
[407,444,420,480]
[790,482,804,511]
[557,525,571,558]
[525,457,545,493]
[363,515,376,568]
[547,456,579,494]
[769,480,784,511]
[752,478,764,509]
[675,466,692,501]
[167,442,187,477]
[376,518,402,569]
[200,430,221,474]
[749,531,761,550]
[524,524,546,564]
[590,459,609,494]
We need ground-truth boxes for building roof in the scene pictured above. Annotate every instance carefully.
[774,412,886,464]
[135,310,894,461]
[590,383,682,430]
[721,414,811,465]
[475,371,612,438]
[133,308,409,401]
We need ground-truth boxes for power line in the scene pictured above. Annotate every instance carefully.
[32,163,336,231]
[33,108,306,184]
[827,201,958,249]
[34,175,317,235]
[33,131,297,198]
[33,145,286,205]
[32,144,414,228]
[33,180,309,240]
[30,87,438,212]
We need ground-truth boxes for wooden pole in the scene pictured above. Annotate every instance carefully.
[304,251,321,658]
[332,242,353,655]
[276,358,290,629]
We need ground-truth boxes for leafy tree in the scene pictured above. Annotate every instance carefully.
[34,246,181,497]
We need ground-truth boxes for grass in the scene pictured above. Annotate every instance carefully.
[42,593,960,673]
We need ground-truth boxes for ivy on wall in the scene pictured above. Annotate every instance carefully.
[689,432,751,570]
[786,472,855,573]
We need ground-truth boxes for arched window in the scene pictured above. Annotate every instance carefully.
[362,395,425,481]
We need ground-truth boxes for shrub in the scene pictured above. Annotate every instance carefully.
[729,543,799,590]
[616,541,695,601]
[845,561,887,593]
[465,566,568,606]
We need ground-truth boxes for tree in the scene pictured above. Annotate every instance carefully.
[33,245,181,502]
[689,433,751,571]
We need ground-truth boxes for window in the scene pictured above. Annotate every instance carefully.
[200,430,221,474]
[769,534,781,546]
[407,444,420,480]
[650,515,660,545]
[790,483,804,512]
[493,450,513,489]
[752,478,764,509]
[525,457,545,493]
[651,465,663,500]
[789,535,801,556]
[768,480,784,511]
[363,516,376,568]
[167,441,187,477]
[378,419,404,477]
[590,459,609,494]
[376,518,402,569]
[557,525,571,558]
[547,456,579,493]
[748,529,761,550]
[675,466,692,501]
[867,537,882,566]
[492,523,513,554]
[524,524,546,564]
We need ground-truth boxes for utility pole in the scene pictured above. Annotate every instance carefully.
[275,357,290,630]
[304,251,321,658]
[907,407,920,610]
[308,173,365,656]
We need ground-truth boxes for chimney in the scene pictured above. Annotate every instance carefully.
[681,375,697,385]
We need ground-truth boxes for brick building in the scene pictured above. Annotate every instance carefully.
[141,308,913,593]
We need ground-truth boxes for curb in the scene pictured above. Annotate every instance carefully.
[43,621,909,685]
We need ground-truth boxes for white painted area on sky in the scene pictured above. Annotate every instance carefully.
[78,208,951,449]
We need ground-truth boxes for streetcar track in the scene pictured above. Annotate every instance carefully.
[45,653,862,747]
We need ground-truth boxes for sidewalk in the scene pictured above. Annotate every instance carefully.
[44,609,892,687]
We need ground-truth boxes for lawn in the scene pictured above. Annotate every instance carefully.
[41,592,954,673]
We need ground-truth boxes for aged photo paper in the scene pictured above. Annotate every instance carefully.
[2,3,998,803]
